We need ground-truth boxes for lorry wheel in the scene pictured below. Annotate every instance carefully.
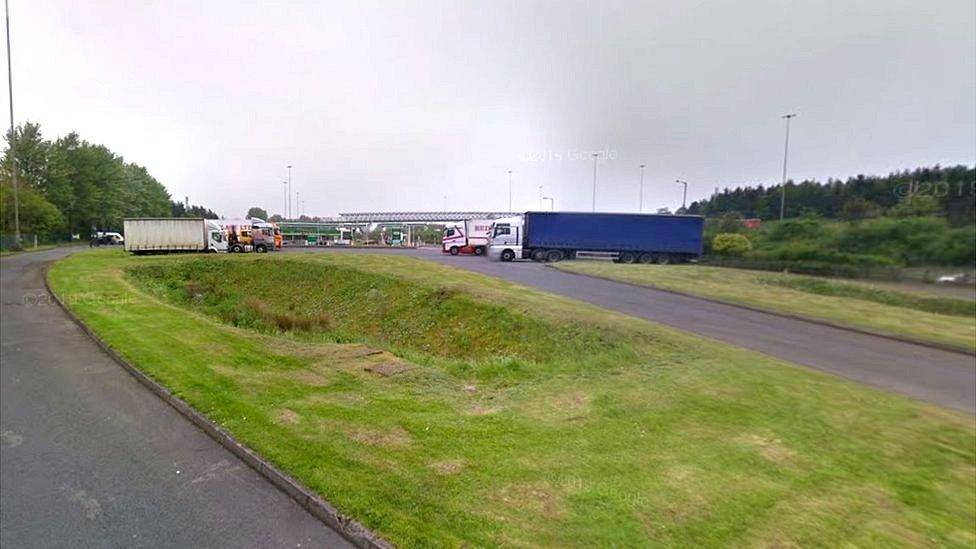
[449,246,460,256]
[545,249,564,262]
[639,253,654,264]
[530,249,546,262]
[655,254,672,265]
[501,249,516,262]
[256,245,267,253]
[231,244,243,253]
[474,246,485,256]
[619,252,637,264]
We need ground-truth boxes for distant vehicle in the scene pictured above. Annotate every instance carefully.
[89,231,124,247]
[219,218,276,253]
[487,211,704,264]
[442,218,493,255]
[123,218,226,254]
[936,273,968,284]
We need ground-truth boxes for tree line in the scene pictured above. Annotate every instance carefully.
[686,165,975,226]
[1,122,218,241]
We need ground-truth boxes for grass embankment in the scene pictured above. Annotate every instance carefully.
[554,262,976,352]
[50,250,976,547]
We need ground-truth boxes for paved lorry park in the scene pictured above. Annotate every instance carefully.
[0,248,351,548]
[285,246,976,413]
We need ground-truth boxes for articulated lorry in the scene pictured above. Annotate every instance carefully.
[442,219,493,255]
[487,212,704,264]
[123,218,227,254]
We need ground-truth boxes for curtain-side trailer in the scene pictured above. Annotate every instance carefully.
[487,212,704,264]
[123,218,227,254]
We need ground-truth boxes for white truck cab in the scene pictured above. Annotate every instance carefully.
[206,220,228,252]
[487,216,525,262]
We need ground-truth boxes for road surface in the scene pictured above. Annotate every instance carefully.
[290,247,976,413]
[0,248,351,548]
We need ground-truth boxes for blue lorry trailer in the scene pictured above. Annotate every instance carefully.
[521,211,704,264]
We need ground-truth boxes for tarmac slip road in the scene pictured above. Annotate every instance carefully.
[288,247,976,413]
[0,248,351,549]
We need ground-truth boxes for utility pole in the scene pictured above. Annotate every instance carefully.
[507,170,513,212]
[591,153,599,212]
[639,164,646,213]
[5,0,20,247]
[287,164,292,219]
[779,113,796,221]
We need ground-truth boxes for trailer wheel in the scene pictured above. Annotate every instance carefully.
[545,249,564,263]
[619,252,637,264]
[638,253,654,264]
[256,244,267,253]
[501,249,516,262]
[449,246,460,256]
[530,249,546,262]
[655,254,672,265]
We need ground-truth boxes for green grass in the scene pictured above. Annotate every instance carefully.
[49,249,976,547]
[554,262,976,352]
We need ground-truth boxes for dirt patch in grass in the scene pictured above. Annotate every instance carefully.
[276,408,300,425]
[345,425,412,447]
[736,432,798,465]
[429,459,465,475]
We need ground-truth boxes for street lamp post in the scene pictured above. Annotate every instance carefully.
[591,153,599,212]
[639,164,646,213]
[675,179,688,212]
[296,191,300,219]
[5,0,20,248]
[779,113,796,221]
[282,181,287,218]
[537,185,542,210]
[542,196,554,211]
[287,164,293,219]
[507,170,513,212]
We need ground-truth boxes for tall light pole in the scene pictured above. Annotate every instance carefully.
[507,170,512,212]
[282,181,287,218]
[537,185,542,210]
[542,196,554,211]
[591,153,599,212]
[287,164,292,219]
[675,179,688,212]
[779,113,796,221]
[296,191,300,219]
[5,0,20,247]
[639,164,646,213]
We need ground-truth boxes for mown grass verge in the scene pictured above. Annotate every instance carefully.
[554,262,976,352]
[49,249,976,547]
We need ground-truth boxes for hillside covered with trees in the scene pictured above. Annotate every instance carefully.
[1,122,217,243]
[687,165,975,226]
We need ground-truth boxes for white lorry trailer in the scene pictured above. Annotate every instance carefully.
[123,218,227,254]
[442,218,493,255]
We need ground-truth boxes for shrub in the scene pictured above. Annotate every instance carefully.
[763,217,826,242]
[712,233,752,256]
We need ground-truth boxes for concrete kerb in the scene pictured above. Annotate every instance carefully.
[43,266,394,549]
[545,264,976,357]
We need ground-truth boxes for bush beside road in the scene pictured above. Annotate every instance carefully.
[49,250,975,547]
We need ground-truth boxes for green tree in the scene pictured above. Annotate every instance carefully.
[246,206,269,220]
[889,195,941,218]
[839,198,881,223]
[711,233,752,256]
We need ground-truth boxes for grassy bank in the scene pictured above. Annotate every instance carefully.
[49,250,975,547]
[553,262,976,352]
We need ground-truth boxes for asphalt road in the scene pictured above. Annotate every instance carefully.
[289,247,976,413]
[0,248,351,548]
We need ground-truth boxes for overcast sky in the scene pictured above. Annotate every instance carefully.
[9,0,976,218]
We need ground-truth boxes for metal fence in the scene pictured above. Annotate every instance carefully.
[0,233,57,251]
